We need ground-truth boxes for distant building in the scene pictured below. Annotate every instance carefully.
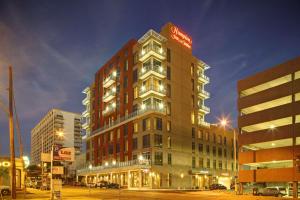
[78,22,237,189]
[237,57,300,196]
[30,108,82,165]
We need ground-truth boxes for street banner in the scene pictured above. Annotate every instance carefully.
[52,166,64,175]
[41,153,51,162]
[53,145,75,161]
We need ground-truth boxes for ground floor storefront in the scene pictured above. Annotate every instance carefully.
[77,160,234,190]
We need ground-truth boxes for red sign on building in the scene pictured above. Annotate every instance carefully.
[170,25,192,49]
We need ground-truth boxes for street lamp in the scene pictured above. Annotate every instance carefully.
[219,118,238,194]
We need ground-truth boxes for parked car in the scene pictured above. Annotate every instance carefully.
[96,181,109,188]
[86,182,96,188]
[256,187,286,197]
[209,184,227,190]
[0,186,11,196]
[107,183,120,189]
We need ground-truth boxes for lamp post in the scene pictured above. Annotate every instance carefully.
[219,118,238,194]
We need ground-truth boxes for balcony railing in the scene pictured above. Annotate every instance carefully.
[82,109,89,117]
[82,97,89,105]
[102,89,116,102]
[102,103,118,116]
[198,74,210,83]
[103,72,117,88]
[139,84,166,98]
[82,122,89,129]
[198,120,210,128]
[198,89,210,99]
[92,104,165,137]
[77,159,151,175]
[199,105,210,114]
[139,45,166,62]
[139,64,166,80]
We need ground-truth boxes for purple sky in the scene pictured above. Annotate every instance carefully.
[0,0,300,157]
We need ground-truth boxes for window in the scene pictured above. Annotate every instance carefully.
[213,133,216,143]
[191,79,194,91]
[123,76,128,88]
[192,142,195,152]
[134,87,138,99]
[154,152,163,165]
[167,102,171,115]
[224,149,227,157]
[134,122,138,133]
[143,152,151,160]
[167,66,171,80]
[218,135,222,144]
[124,93,128,104]
[192,127,195,139]
[133,104,138,112]
[199,157,204,168]
[142,118,151,131]
[167,48,171,62]
[218,147,222,157]
[213,146,216,156]
[191,111,195,124]
[198,130,203,140]
[143,134,150,148]
[133,69,138,83]
[117,129,120,139]
[218,161,222,169]
[155,118,163,130]
[224,137,227,145]
[125,139,128,152]
[108,144,113,154]
[191,63,194,76]
[168,153,172,165]
[167,136,171,148]
[213,160,216,169]
[206,145,210,154]
[116,142,120,153]
[132,138,138,150]
[206,132,210,141]
[198,143,203,152]
[124,124,128,137]
[206,159,210,168]
[124,59,128,71]
[167,121,171,132]
[167,84,171,97]
[168,173,172,187]
[154,134,163,148]
[191,95,194,107]
[192,157,196,168]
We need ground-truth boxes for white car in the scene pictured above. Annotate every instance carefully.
[0,185,11,196]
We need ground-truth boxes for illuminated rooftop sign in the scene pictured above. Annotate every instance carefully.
[170,25,192,49]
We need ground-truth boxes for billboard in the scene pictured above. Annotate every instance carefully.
[53,145,75,162]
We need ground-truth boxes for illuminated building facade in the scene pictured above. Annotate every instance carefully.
[238,57,300,196]
[79,22,236,189]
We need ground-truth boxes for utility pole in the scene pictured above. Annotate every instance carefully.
[9,66,16,199]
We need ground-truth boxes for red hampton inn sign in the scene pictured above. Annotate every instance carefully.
[170,25,192,49]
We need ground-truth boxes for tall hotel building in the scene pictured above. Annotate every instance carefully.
[31,109,82,165]
[238,57,300,196]
[79,23,236,189]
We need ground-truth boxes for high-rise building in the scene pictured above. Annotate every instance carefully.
[31,108,82,165]
[237,57,300,196]
[78,22,236,189]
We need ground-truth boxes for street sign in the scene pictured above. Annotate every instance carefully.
[52,166,64,175]
[41,153,51,162]
[53,145,75,162]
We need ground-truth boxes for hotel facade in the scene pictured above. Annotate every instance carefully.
[237,57,300,197]
[79,23,237,189]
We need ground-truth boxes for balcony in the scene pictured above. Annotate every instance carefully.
[199,105,210,114]
[139,45,166,62]
[103,71,117,88]
[102,88,116,102]
[82,97,89,105]
[198,89,210,99]
[198,120,210,128]
[139,84,166,98]
[91,103,165,137]
[198,74,210,84]
[139,64,166,80]
[102,103,117,116]
[82,109,89,117]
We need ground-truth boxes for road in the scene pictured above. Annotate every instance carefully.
[9,186,285,200]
